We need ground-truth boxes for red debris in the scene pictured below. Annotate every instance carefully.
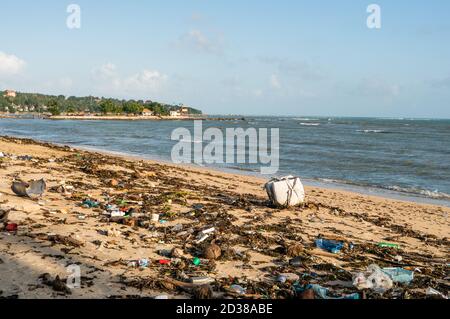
[5,223,18,232]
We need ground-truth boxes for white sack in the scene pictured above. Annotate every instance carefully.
[264,176,305,208]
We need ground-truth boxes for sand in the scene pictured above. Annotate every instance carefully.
[0,136,448,299]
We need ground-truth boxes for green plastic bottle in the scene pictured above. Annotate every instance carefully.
[378,242,400,249]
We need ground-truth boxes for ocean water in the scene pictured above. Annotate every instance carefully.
[1,117,449,206]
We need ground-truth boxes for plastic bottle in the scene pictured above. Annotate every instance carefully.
[377,242,400,249]
[192,257,201,266]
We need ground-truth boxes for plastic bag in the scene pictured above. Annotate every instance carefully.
[353,264,393,293]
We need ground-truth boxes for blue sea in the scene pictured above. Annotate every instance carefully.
[1,117,449,206]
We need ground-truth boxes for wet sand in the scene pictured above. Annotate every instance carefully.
[0,136,448,299]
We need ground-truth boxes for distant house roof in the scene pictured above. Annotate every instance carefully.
[4,90,16,97]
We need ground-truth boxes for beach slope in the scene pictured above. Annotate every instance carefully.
[0,136,448,299]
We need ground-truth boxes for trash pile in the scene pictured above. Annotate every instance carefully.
[0,136,448,299]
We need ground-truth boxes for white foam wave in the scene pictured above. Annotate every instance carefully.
[357,129,385,133]
[300,123,320,126]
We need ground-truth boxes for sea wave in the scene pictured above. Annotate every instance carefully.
[315,177,450,200]
[384,186,450,200]
[356,129,388,134]
[176,138,203,144]
[293,118,320,121]
[300,123,320,126]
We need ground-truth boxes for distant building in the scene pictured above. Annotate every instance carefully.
[180,106,189,115]
[4,90,16,98]
[141,108,154,116]
[170,110,181,117]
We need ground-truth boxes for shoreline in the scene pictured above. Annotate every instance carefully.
[3,134,449,208]
[0,135,448,299]
[0,114,246,122]
[76,144,450,208]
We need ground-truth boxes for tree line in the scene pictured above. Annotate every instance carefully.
[0,91,202,116]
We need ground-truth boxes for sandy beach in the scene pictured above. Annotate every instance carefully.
[0,136,448,299]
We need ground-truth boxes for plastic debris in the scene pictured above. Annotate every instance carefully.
[195,234,209,244]
[315,238,344,254]
[190,277,215,285]
[276,273,300,283]
[230,284,246,295]
[297,284,360,300]
[200,227,215,235]
[110,211,126,217]
[172,224,183,232]
[426,287,448,299]
[17,155,33,161]
[377,242,400,249]
[382,267,414,284]
[353,264,393,293]
[82,199,99,208]
[128,259,149,268]
[289,256,303,267]
[277,275,287,283]
[192,257,201,266]
[138,259,149,268]
[5,223,18,232]
[278,273,300,283]
[11,179,46,198]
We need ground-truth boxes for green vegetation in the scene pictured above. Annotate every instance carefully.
[0,90,202,116]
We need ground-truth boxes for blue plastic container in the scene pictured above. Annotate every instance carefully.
[315,239,344,254]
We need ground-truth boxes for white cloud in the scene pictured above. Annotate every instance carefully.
[123,70,167,92]
[180,29,223,54]
[95,63,117,79]
[260,57,323,81]
[270,74,281,89]
[0,51,26,75]
[92,63,168,97]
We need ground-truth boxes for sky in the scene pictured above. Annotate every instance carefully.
[0,0,450,118]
